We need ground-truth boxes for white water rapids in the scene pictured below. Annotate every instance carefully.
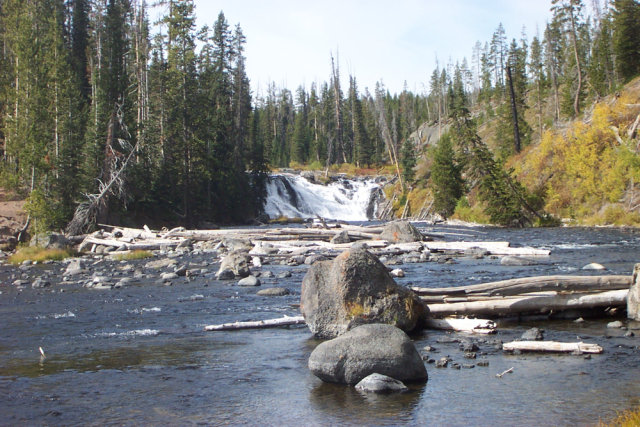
[263,173,382,221]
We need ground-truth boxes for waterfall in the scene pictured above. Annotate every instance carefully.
[264,173,383,221]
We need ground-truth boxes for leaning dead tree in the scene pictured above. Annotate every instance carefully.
[67,104,136,235]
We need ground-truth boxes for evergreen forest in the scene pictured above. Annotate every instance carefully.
[1,0,640,232]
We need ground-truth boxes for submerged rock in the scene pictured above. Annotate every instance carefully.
[300,248,427,338]
[308,324,427,385]
[379,221,424,243]
[257,287,290,296]
[582,262,606,271]
[520,327,544,341]
[355,373,408,394]
[500,256,539,266]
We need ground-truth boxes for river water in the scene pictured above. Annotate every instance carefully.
[1,225,640,426]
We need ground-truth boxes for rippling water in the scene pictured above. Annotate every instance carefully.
[1,225,640,426]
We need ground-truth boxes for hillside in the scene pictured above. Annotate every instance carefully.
[512,76,640,225]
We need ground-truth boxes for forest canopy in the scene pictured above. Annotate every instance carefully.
[0,0,639,231]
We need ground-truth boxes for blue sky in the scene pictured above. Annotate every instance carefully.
[170,1,556,95]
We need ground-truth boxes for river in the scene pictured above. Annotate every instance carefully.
[1,224,639,426]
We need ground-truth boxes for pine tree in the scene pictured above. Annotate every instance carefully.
[612,0,640,82]
[291,87,309,164]
[400,138,416,184]
[430,133,463,218]
[349,76,372,168]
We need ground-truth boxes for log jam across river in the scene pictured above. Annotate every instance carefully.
[1,224,640,425]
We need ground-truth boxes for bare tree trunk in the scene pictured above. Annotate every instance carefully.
[568,8,583,116]
[331,54,346,164]
[506,66,521,153]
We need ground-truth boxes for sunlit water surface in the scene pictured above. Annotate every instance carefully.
[1,225,640,426]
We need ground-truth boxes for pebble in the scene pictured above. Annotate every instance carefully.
[238,275,261,287]
[31,278,51,288]
[460,341,479,352]
[435,357,449,368]
[276,271,292,279]
[607,320,624,329]
[174,266,188,277]
[390,268,405,278]
[217,269,235,280]
[161,272,179,281]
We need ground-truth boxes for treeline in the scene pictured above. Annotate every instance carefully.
[1,0,639,230]
[0,0,266,231]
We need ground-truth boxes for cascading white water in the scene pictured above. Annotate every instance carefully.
[263,173,382,221]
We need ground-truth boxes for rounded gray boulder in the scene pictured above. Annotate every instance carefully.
[300,248,427,338]
[308,324,427,385]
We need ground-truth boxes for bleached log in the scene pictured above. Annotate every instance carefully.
[503,341,603,354]
[99,224,158,240]
[424,317,497,334]
[412,275,631,297]
[162,226,186,238]
[426,289,629,317]
[423,241,550,256]
[496,367,514,378]
[204,315,305,331]
[82,236,181,250]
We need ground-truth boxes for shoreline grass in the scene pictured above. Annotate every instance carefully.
[111,250,153,261]
[8,246,77,265]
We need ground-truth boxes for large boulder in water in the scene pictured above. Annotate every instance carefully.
[308,323,427,385]
[300,248,427,338]
[379,221,424,243]
[216,251,250,279]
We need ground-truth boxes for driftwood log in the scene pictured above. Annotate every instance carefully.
[503,341,603,354]
[426,289,628,317]
[412,275,632,297]
[203,315,306,331]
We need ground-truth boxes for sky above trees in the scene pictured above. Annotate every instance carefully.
[164,0,557,95]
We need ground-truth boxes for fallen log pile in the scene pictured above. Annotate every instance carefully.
[415,275,632,318]
[76,222,550,258]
